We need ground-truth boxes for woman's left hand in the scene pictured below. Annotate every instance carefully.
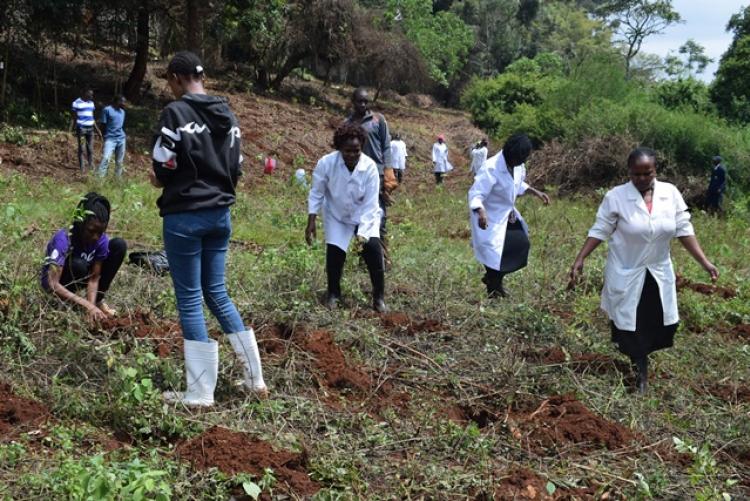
[536,190,550,205]
[703,261,719,282]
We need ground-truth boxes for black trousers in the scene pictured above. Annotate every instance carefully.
[435,172,444,185]
[379,175,388,237]
[395,170,403,184]
[77,127,94,172]
[61,238,127,303]
[326,239,385,299]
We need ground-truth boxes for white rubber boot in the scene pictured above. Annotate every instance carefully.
[226,329,268,397]
[163,339,218,407]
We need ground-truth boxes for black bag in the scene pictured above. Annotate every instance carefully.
[128,250,170,275]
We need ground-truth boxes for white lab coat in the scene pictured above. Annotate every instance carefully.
[468,151,529,270]
[390,140,408,170]
[432,142,453,173]
[308,151,382,252]
[588,180,695,331]
[470,146,488,175]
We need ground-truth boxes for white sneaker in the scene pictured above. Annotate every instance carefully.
[163,338,218,407]
[226,329,269,397]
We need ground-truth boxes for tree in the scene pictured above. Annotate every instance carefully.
[711,6,750,122]
[602,0,681,78]
[678,39,711,75]
[529,2,612,64]
[122,0,149,101]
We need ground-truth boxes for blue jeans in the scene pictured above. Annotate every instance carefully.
[97,137,126,177]
[163,207,245,342]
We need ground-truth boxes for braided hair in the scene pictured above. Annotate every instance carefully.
[69,192,111,245]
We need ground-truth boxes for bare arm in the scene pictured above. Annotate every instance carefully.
[569,237,604,284]
[305,214,317,246]
[48,265,104,320]
[678,235,719,281]
[86,261,102,305]
[524,185,550,205]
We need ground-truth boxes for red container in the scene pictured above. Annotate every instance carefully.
[264,157,277,174]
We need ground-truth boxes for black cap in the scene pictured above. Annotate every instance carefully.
[164,51,204,78]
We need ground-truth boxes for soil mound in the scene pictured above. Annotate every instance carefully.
[512,394,637,452]
[380,312,447,335]
[724,324,750,342]
[490,468,553,500]
[676,274,737,299]
[257,323,295,356]
[0,383,50,440]
[176,426,319,497]
[298,329,373,393]
[98,309,182,358]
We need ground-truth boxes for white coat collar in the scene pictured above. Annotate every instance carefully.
[626,180,668,213]
[337,152,369,173]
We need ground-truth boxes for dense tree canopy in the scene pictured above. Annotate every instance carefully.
[711,6,750,123]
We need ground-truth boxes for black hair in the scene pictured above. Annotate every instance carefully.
[502,133,532,166]
[70,192,111,244]
[352,87,368,101]
[392,133,401,140]
[167,51,205,78]
[332,122,367,150]
[627,147,657,168]
[113,94,125,103]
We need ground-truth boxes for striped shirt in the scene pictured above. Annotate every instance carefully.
[72,98,95,128]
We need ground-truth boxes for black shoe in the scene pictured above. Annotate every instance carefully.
[373,298,389,313]
[325,293,340,310]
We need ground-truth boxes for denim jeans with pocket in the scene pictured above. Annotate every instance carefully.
[98,137,126,177]
[163,207,245,342]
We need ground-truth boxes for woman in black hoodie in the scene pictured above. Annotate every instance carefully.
[150,51,267,407]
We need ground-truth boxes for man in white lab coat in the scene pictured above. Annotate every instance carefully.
[569,147,719,393]
[390,133,408,184]
[469,134,549,298]
[432,134,453,185]
[305,123,388,313]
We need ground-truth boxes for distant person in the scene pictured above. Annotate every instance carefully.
[569,147,718,394]
[469,134,549,298]
[306,122,387,313]
[97,95,127,178]
[390,133,408,184]
[706,155,727,213]
[70,89,102,173]
[345,87,397,265]
[432,134,453,185]
[293,167,309,189]
[470,139,488,176]
[41,193,126,322]
[150,51,267,407]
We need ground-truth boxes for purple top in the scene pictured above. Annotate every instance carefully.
[40,229,110,289]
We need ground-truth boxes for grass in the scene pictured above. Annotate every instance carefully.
[0,164,748,500]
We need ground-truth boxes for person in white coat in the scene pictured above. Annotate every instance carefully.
[469,134,549,298]
[470,139,488,176]
[306,122,387,313]
[390,133,408,184]
[569,147,718,394]
[432,134,453,185]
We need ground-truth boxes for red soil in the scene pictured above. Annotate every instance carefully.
[380,312,447,335]
[481,468,597,501]
[702,383,750,404]
[176,426,319,497]
[676,274,737,299]
[0,383,50,440]
[256,323,295,356]
[726,324,750,342]
[98,309,182,358]
[298,329,373,393]
[511,394,637,452]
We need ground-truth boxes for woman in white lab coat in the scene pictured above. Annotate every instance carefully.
[470,139,488,176]
[305,122,387,313]
[469,134,550,298]
[432,134,453,185]
[569,147,718,393]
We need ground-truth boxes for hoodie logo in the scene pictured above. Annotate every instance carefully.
[178,122,211,135]
[229,126,241,148]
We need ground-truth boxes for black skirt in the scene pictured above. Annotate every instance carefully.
[499,220,530,273]
[610,271,678,358]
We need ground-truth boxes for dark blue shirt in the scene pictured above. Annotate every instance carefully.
[708,164,726,194]
[101,105,126,140]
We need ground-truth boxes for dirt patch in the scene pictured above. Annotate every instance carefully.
[98,309,182,358]
[700,383,750,404]
[510,394,637,452]
[380,312,447,335]
[256,323,294,356]
[477,468,597,501]
[676,274,737,299]
[443,228,471,240]
[720,324,750,342]
[176,426,319,497]
[527,347,631,376]
[298,329,373,393]
[0,383,50,440]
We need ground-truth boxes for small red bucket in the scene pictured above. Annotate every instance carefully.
[264,157,277,174]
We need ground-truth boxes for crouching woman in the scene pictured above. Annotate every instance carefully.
[306,122,387,313]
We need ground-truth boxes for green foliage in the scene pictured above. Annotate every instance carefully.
[711,6,750,123]
[387,0,474,86]
[0,125,27,145]
[653,78,712,113]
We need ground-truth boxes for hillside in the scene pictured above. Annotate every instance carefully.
[0,79,749,500]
